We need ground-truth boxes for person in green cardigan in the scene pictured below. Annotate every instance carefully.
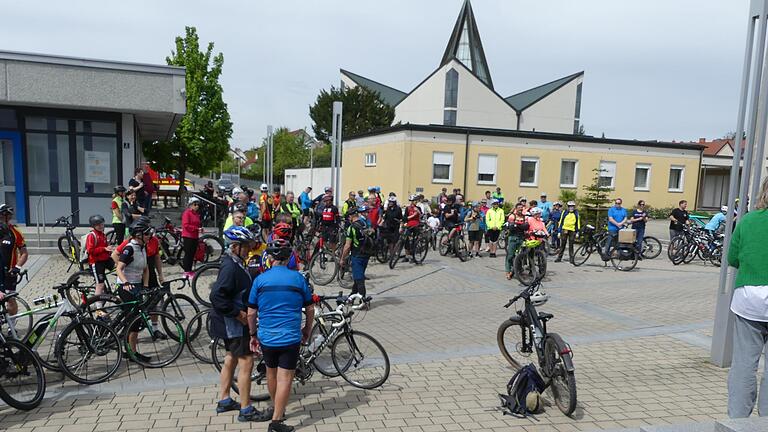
[727,177,768,418]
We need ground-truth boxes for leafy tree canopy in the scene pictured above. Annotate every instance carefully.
[309,85,395,143]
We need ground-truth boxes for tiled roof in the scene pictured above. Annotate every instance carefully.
[505,72,583,112]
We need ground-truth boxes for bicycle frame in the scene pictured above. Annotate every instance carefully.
[2,289,78,352]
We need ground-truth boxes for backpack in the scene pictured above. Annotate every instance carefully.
[351,221,376,255]
[79,232,96,262]
[499,364,546,417]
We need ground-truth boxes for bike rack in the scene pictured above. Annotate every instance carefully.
[35,195,47,247]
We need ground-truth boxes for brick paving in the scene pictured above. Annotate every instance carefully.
[0,243,735,431]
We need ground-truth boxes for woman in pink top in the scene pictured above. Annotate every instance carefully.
[181,197,202,278]
[526,207,548,240]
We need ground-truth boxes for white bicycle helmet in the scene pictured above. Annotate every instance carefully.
[530,289,548,306]
[530,207,542,216]
[409,194,418,201]
[232,187,243,195]
[566,201,576,207]
[260,183,268,192]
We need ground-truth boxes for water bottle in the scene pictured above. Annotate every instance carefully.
[307,334,324,352]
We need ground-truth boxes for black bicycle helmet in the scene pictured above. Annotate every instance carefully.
[114,185,126,193]
[129,218,153,236]
[88,215,105,227]
[247,222,262,239]
[265,239,292,261]
[232,202,248,214]
[0,204,14,215]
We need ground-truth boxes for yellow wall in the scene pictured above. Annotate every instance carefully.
[343,133,701,208]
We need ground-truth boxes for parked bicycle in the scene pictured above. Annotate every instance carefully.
[438,225,469,261]
[0,300,46,411]
[497,275,577,416]
[668,226,721,266]
[389,225,429,269]
[54,212,84,270]
[571,225,638,271]
[155,216,224,265]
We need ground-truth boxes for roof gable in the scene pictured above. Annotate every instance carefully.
[440,0,493,89]
[505,72,584,111]
[340,69,407,106]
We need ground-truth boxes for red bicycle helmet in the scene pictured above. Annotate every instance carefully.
[273,222,293,239]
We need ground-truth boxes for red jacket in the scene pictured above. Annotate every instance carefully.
[182,208,201,239]
[85,230,111,265]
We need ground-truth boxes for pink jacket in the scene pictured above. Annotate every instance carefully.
[182,208,201,239]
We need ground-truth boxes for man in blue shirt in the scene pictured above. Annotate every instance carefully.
[603,198,627,259]
[298,186,312,225]
[538,193,553,221]
[248,239,314,432]
[705,206,728,235]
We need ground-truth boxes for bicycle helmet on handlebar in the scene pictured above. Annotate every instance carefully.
[265,239,292,261]
[530,289,548,306]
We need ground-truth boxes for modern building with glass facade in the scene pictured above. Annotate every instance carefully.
[0,50,185,225]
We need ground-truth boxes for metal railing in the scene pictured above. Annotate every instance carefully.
[189,192,220,235]
[35,195,46,247]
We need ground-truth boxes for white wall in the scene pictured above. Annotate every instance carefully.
[393,64,447,126]
[283,167,341,198]
[518,77,582,134]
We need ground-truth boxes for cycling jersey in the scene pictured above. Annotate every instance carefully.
[259,193,272,222]
[85,230,111,265]
[117,239,146,285]
[405,205,421,228]
[0,225,25,270]
[248,266,313,348]
[441,204,460,226]
[485,207,505,230]
[116,236,159,257]
[280,202,301,224]
[320,205,339,226]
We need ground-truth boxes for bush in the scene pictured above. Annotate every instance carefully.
[558,189,578,205]
[646,206,674,219]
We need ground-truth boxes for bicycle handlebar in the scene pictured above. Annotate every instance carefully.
[504,275,544,308]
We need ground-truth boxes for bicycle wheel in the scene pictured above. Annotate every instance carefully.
[28,312,75,371]
[199,235,225,263]
[641,236,662,259]
[543,334,577,416]
[161,294,200,332]
[668,237,685,262]
[388,240,404,269]
[338,257,355,289]
[571,243,591,267]
[3,296,33,341]
[412,236,429,264]
[375,238,389,264]
[683,243,698,264]
[191,263,220,307]
[105,230,116,245]
[308,312,343,378]
[212,337,270,402]
[497,318,531,371]
[455,236,469,262]
[0,339,45,410]
[438,233,450,256]
[55,318,122,385]
[309,249,339,286]
[710,245,723,267]
[610,246,637,271]
[535,249,548,276]
[65,270,96,308]
[514,252,537,286]
[57,235,76,264]
[185,309,214,363]
[498,232,508,251]
[332,330,390,389]
[124,311,184,368]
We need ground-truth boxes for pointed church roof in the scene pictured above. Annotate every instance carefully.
[504,71,584,112]
[340,69,407,107]
[440,0,494,90]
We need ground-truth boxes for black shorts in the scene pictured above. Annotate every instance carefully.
[0,275,16,293]
[301,208,310,217]
[261,220,273,230]
[91,259,115,284]
[225,329,252,357]
[261,344,300,370]
[468,230,482,242]
[381,228,398,242]
[320,225,338,243]
[487,229,501,242]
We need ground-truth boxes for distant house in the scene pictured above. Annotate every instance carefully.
[696,137,758,210]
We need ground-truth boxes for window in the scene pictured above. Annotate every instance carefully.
[520,157,539,187]
[443,110,457,126]
[432,152,453,183]
[573,82,583,134]
[364,153,376,167]
[669,166,685,192]
[634,164,651,191]
[560,160,578,188]
[26,133,71,193]
[477,154,497,184]
[598,161,616,189]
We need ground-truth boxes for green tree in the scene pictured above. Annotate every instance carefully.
[143,26,233,193]
[243,128,310,181]
[581,168,612,226]
[309,86,395,144]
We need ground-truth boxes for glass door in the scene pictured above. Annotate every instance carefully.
[0,139,16,221]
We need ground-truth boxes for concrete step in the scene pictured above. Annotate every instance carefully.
[26,246,62,255]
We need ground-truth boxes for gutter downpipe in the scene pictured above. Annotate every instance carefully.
[463,129,470,194]
[515,111,521,130]
[694,150,703,210]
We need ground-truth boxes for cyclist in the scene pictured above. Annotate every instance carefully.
[538,193,552,221]
[0,204,27,317]
[121,189,144,228]
[85,215,115,298]
[341,191,357,217]
[669,199,690,241]
[548,201,563,251]
[210,226,268,422]
[630,200,649,255]
[318,194,340,250]
[298,186,312,226]
[115,219,152,363]
[248,239,314,432]
[604,198,628,259]
[466,203,483,257]
[485,199,505,258]
[555,201,581,263]
[233,187,259,222]
[111,185,127,245]
[224,204,255,230]
[367,187,382,231]
[526,207,548,239]
[492,187,505,204]
[259,183,273,235]
[402,195,423,263]
[705,205,728,236]
[440,195,461,245]
[380,196,402,258]
[181,197,202,279]
[341,206,373,299]
[278,192,301,229]
[505,203,528,280]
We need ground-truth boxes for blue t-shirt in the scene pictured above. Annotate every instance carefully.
[299,192,311,210]
[705,212,726,231]
[538,201,553,221]
[248,266,312,347]
[246,202,259,221]
[607,206,627,232]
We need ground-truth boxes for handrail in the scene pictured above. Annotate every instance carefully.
[189,192,219,235]
[35,195,47,247]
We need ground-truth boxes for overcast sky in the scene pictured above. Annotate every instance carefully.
[0,0,748,147]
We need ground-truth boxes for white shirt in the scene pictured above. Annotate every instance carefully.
[731,286,768,322]
[427,216,440,231]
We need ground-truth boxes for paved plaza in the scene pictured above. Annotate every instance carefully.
[1,245,737,431]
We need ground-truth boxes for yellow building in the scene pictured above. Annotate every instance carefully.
[343,124,703,208]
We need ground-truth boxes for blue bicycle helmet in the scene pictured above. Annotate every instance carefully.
[224,226,256,246]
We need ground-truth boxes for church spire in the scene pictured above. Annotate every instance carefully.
[440,0,493,89]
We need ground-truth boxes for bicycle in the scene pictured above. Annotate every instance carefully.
[54,212,84,270]
[639,236,662,259]
[155,216,224,265]
[571,225,637,271]
[438,224,469,261]
[0,271,33,340]
[307,225,341,286]
[0,300,45,411]
[212,292,390,396]
[513,232,548,286]
[497,275,577,416]
[389,225,429,269]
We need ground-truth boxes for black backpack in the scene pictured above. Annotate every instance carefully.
[499,364,546,417]
[351,220,376,256]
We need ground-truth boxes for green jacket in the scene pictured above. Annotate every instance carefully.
[728,209,768,288]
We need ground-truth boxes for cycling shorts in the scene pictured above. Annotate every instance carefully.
[487,229,501,242]
[320,225,338,243]
[261,344,300,370]
[91,259,115,284]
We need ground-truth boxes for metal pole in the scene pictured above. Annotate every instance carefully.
[267,125,273,192]
[333,101,343,207]
[330,106,338,203]
[712,0,766,367]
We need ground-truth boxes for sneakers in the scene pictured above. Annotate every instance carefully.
[216,398,240,413]
[268,420,295,432]
[237,405,272,422]
[489,253,496,258]
[554,257,562,263]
